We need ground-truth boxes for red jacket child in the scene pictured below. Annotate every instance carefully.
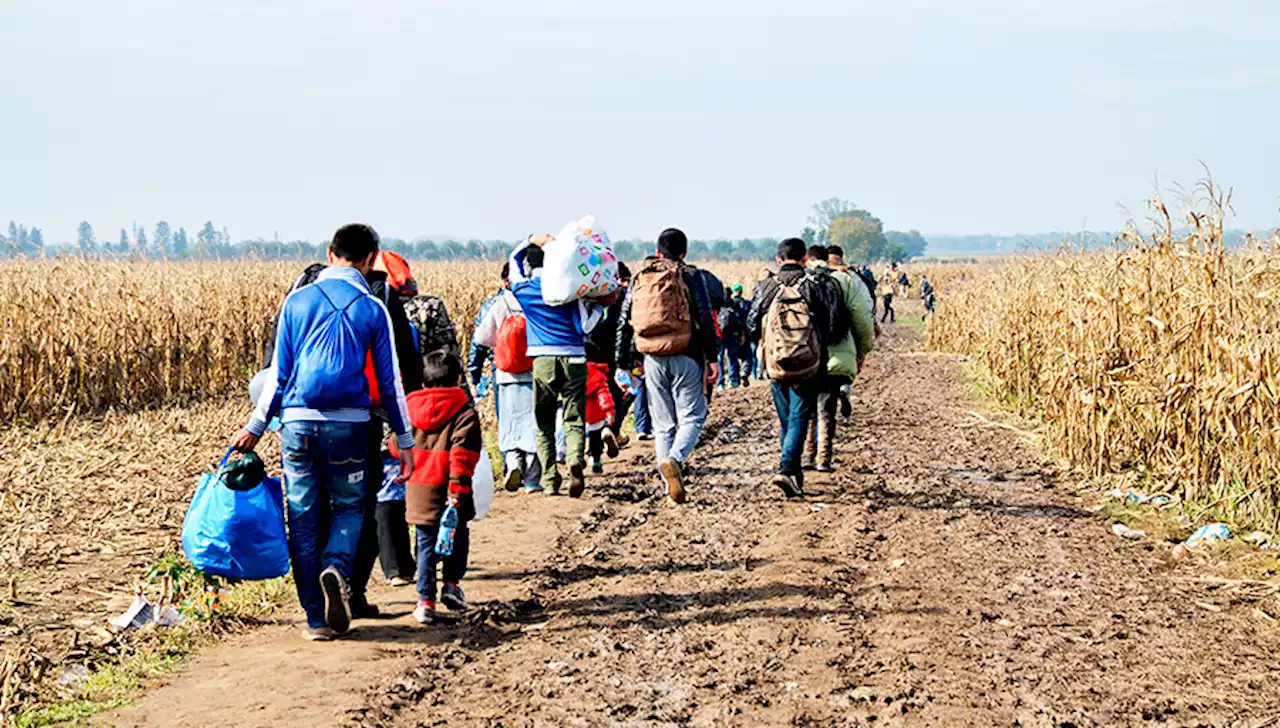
[585,363,616,432]
[389,386,482,526]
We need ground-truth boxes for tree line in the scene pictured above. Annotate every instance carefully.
[1,199,931,263]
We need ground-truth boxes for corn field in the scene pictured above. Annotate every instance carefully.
[929,207,1280,530]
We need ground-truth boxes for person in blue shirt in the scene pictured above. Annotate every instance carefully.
[508,236,607,498]
[232,223,416,641]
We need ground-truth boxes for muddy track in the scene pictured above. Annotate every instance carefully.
[106,326,1280,728]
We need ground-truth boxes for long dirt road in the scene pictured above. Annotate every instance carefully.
[98,326,1280,728]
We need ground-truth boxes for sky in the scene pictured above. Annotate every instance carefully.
[1,0,1278,245]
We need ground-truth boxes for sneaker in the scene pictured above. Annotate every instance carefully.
[591,461,604,475]
[319,566,351,635]
[816,462,835,473]
[614,433,630,449]
[801,459,816,472]
[659,458,687,504]
[637,433,653,442]
[441,583,469,612]
[302,625,336,641]
[502,467,524,493]
[390,576,414,588]
[413,600,437,625]
[772,473,805,499]
[348,597,381,620]
[839,389,853,419]
[741,378,750,388]
[567,463,586,499]
[524,483,545,494]
[603,430,620,458]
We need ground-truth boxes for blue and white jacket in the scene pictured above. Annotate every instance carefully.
[509,238,604,358]
[248,266,415,450]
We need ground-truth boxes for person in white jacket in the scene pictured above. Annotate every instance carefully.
[472,264,543,493]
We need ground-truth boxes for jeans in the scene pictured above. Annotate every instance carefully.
[280,420,370,629]
[771,381,818,475]
[804,375,850,468]
[376,501,414,580]
[633,376,652,435]
[533,356,587,489]
[644,354,709,465]
[881,294,895,323]
[718,334,743,388]
[416,521,470,603]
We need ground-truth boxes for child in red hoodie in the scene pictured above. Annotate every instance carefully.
[389,351,482,624]
[585,362,618,474]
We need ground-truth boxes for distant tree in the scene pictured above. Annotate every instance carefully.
[711,239,734,260]
[808,198,880,244]
[136,228,148,256]
[801,227,817,246]
[755,238,780,260]
[484,240,513,261]
[118,229,131,255]
[613,239,639,261]
[441,240,464,258]
[173,227,189,258]
[154,221,172,256]
[884,230,928,259]
[828,214,889,263]
[195,221,217,258]
[689,239,710,260]
[77,222,97,256]
[27,227,44,255]
[7,222,18,244]
[16,225,29,252]
[415,240,439,259]
[465,239,484,259]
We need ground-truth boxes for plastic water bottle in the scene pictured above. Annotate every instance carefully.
[435,504,458,556]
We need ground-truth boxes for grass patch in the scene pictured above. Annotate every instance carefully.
[12,557,293,726]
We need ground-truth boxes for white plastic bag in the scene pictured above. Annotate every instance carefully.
[540,215,620,306]
[472,450,495,521]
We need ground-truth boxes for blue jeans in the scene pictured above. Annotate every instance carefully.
[280,420,370,629]
[718,335,742,388]
[416,521,470,603]
[771,381,818,475]
[644,354,708,464]
[633,376,652,435]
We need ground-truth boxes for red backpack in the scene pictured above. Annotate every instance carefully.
[494,313,533,373]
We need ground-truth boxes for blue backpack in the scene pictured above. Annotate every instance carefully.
[181,449,290,581]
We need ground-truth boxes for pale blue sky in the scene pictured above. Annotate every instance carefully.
[1,0,1277,244]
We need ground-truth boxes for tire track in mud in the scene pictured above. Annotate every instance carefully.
[349,327,1280,728]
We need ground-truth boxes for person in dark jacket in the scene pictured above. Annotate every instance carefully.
[615,228,718,504]
[586,262,632,469]
[234,224,416,641]
[717,284,749,388]
[746,238,843,498]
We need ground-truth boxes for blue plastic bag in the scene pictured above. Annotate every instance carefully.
[181,448,290,580]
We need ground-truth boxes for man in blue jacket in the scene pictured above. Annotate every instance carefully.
[233,223,416,641]
[508,236,606,498]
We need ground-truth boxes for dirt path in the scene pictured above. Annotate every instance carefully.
[101,326,1280,727]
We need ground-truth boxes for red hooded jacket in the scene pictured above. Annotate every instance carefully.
[389,386,481,526]
[586,362,615,427]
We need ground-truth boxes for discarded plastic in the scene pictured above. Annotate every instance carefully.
[1106,488,1172,507]
[57,664,89,687]
[1111,523,1146,540]
[1184,523,1231,549]
[109,596,187,630]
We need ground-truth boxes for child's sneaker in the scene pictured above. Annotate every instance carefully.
[602,430,620,458]
[413,600,437,625]
[502,467,523,493]
[441,583,469,612]
[390,576,414,588]
[591,459,604,475]
[524,482,544,494]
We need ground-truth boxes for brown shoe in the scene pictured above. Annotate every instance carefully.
[614,433,630,449]
[567,463,586,499]
[603,430,620,458]
[772,473,805,499]
[659,458,687,504]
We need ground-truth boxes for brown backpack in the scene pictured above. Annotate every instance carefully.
[632,258,693,355]
[764,277,821,382]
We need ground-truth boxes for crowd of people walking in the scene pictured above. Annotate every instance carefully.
[231,223,931,640]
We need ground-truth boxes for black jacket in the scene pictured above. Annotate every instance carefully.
[615,258,717,370]
[586,297,626,366]
[746,263,845,373]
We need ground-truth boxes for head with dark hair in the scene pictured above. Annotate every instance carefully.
[826,245,844,262]
[617,260,632,284]
[422,350,464,388]
[777,238,806,263]
[330,223,380,270]
[806,245,828,263]
[500,261,510,282]
[524,246,545,272]
[657,228,688,260]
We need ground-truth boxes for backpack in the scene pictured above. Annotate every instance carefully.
[494,312,533,373]
[631,258,693,355]
[764,276,821,382]
[717,300,746,334]
[403,294,461,358]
